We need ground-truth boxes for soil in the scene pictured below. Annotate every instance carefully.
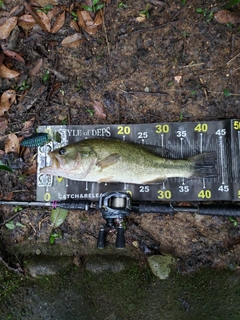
[1,0,240,273]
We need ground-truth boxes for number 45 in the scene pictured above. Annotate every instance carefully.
[215,129,226,135]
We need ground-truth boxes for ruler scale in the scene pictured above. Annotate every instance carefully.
[37,120,240,202]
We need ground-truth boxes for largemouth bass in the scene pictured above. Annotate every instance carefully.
[40,138,217,184]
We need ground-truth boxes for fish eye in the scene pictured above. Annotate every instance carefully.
[58,148,66,155]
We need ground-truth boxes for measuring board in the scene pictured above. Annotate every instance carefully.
[36,120,240,202]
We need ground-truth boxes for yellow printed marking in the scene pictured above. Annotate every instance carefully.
[155,124,169,134]
[194,123,208,132]
[57,176,64,183]
[117,126,131,134]
[157,190,172,199]
[234,121,240,130]
[44,192,51,201]
[198,189,211,199]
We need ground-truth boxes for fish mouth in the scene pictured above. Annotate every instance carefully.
[40,153,61,175]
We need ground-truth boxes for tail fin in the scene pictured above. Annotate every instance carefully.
[189,152,217,178]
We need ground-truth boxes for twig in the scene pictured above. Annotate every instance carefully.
[0,256,24,276]
[118,88,168,96]
[0,129,32,141]
[180,63,204,68]
[101,9,110,56]
[0,211,22,226]
[209,91,240,96]
[226,52,240,65]
[118,19,183,38]
[199,77,208,101]
[29,221,36,233]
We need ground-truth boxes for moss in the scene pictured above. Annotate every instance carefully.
[1,260,240,319]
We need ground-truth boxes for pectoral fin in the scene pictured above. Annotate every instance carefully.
[97,153,121,170]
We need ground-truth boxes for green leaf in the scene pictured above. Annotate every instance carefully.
[0,161,13,172]
[43,70,50,83]
[49,233,62,244]
[93,0,99,6]
[224,0,240,9]
[51,208,68,228]
[196,8,203,13]
[14,206,23,213]
[82,5,93,11]
[95,4,104,10]
[223,88,231,97]
[6,221,15,230]
[16,222,26,228]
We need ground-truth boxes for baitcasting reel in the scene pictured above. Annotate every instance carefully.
[97,191,132,249]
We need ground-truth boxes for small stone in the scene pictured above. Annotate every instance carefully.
[35,248,41,255]
[26,256,73,277]
[132,241,139,248]
[85,255,135,274]
[144,86,150,92]
[147,254,175,279]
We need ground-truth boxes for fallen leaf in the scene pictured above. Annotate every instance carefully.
[32,0,58,6]
[51,207,68,228]
[0,52,5,66]
[214,10,240,24]
[24,2,48,32]
[174,75,182,83]
[85,0,94,7]
[70,3,75,12]
[149,0,165,5]
[17,14,36,30]
[81,10,94,27]
[0,17,17,40]
[51,11,65,33]
[61,33,85,47]
[48,82,61,99]
[37,11,51,32]
[6,191,13,200]
[24,159,37,175]
[0,64,20,79]
[70,19,80,31]
[3,50,25,63]
[5,133,20,154]
[93,101,106,119]
[77,10,87,29]
[47,6,61,21]
[0,11,10,18]
[93,10,102,27]
[29,58,43,77]
[0,117,8,134]
[77,10,98,34]
[0,90,16,116]
[9,5,21,15]
[22,118,35,134]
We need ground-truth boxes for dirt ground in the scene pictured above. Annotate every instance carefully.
[1,0,240,273]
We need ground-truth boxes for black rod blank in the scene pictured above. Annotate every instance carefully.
[0,200,240,216]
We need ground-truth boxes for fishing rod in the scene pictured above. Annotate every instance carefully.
[1,191,240,249]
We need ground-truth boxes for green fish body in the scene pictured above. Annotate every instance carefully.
[40,138,217,184]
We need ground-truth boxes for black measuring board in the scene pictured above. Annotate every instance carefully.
[36,120,240,202]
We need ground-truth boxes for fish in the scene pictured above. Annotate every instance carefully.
[40,138,217,184]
